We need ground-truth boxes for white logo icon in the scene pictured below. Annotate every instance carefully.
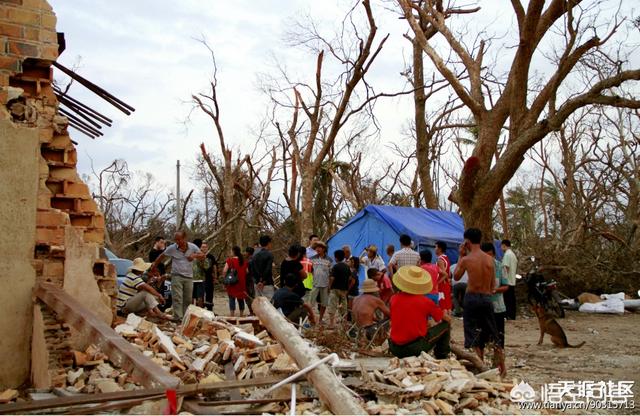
[510,381,536,402]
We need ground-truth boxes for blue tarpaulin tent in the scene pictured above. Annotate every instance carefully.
[327,205,465,282]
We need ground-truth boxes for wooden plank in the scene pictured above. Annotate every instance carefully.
[0,376,286,414]
[252,297,366,415]
[34,283,180,389]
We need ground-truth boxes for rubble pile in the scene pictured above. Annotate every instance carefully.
[115,306,299,385]
[62,344,144,394]
[355,353,523,415]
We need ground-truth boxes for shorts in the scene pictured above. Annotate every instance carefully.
[463,292,499,349]
[192,281,205,298]
[309,286,329,307]
[328,289,348,315]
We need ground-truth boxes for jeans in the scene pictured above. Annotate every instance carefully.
[171,274,193,321]
[229,296,245,312]
[389,321,451,359]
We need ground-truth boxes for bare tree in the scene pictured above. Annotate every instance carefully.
[398,0,640,239]
[192,42,277,247]
[271,0,398,240]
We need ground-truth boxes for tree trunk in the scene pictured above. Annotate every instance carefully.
[460,201,495,244]
[300,173,315,241]
[413,41,439,209]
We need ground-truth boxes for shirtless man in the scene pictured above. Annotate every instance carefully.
[352,279,390,340]
[454,228,505,375]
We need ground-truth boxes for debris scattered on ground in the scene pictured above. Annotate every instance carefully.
[116,306,299,385]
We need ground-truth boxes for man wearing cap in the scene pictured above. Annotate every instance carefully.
[117,258,169,319]
[389,265,451,359]
[309,241,333,324]
[352,279,390,340]
[359,245,386,277]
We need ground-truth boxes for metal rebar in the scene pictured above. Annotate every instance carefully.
[55,91,113,126]
[59,108,104,137]
[52,61,135,114]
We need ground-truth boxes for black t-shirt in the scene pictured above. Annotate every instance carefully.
[280,259,305,296]
[348,269,359,296]
[330,262,351,290]
[272,287,303,316]
[149,248,165,274]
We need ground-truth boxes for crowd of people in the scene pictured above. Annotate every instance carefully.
[114,229,518,375]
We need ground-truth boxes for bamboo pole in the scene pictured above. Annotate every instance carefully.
[252,297,366,415]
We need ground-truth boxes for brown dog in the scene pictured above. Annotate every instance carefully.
[532,304,585,348]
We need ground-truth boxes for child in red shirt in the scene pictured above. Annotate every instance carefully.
[368,269,393,303]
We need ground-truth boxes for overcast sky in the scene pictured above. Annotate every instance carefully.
[49,0,426,197]
[48,1,639,204]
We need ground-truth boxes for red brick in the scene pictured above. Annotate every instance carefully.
[36,226,64,245]
[40,43,57,60]
[65,182,89,196]
[0,55,19,71]
[0,21,21,37]
[36,209,69,227]
[22,26,37,40]
[0,1,24,5]
[7,39,39,57]
[83,228,104,243]
[22,0,49,10]
[41,11,55,30]
[4,8,39,26]
[39,28,55,43]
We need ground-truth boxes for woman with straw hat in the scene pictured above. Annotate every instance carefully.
[388,265,451,359]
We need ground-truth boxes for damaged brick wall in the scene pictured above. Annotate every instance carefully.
[0,0,117,388]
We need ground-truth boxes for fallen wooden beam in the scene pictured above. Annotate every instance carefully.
[34,283,180,390]
[0,376,286,414]
[252,297,366,415]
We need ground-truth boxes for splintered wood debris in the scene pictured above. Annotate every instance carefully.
[114,305,300,386]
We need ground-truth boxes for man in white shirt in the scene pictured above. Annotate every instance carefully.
[501,239,518,320]
[359,245,386,276]
[388,234,420,275]
[306,234,319,260]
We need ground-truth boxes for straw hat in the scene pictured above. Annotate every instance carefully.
[313,240,327,249]
[129,257,151,273]
[361,279,379,294]
[392,265,433,295]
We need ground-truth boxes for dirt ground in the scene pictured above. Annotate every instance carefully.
[450,309,640,414]
[210,291,639,414]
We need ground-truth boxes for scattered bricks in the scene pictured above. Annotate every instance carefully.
[6,39,39,57]
[0,21,22,37]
